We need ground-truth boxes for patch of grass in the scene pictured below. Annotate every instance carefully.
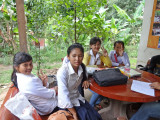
[126,45,138,58]
[0,69,12,84]
[0,55,13,65]
[130,58,137,69]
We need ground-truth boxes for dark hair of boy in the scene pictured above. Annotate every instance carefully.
[114,40,125,48]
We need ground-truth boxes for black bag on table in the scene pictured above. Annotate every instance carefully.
[93,68,128,87]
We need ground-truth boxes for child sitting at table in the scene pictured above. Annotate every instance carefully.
[109,40,130,67]
[57,43,102,120]
[11,52,58,115]
[83,37,112,110]
[117,82,160,120]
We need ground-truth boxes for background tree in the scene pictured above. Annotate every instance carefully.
[16,0,28,53]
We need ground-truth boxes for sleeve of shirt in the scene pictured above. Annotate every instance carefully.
[26,78,56,99]
[121,52,130,66]
[109,51,119,67]
[83,52,90,66]
[57,67,73,108]
[101,55,112,67]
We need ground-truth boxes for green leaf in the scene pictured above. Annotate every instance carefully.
[0,1,2,6]
[0,12,3,18]
[95,14,100,18]
[13,27,18,33]
[12,16,17,21]
[4,13,10,20]
[133,0,145,19]
[113,4,131,22]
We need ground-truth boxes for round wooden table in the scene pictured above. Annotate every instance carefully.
[90,70,160,120]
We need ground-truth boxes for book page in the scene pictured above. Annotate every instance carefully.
[131,80,155,97]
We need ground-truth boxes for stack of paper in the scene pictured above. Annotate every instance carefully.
[131,80,155,96]
[120,68,141,77]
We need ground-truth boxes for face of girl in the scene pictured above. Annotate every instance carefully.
[67,48,83,70]
[114,43,124,55]
[90,41,101,54]
[15,60,33,75]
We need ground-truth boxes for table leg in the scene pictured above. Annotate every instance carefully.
[98,99,130,120]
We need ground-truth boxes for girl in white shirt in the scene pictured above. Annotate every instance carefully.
[57,43,102,120]
[11,52,58,115]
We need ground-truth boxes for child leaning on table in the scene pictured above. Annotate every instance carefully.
[109,40,130,67]
[11,52,58,115]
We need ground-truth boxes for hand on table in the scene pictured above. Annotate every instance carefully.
[150,82,160,90]
[119,63,125,67]
[37,69,48,86]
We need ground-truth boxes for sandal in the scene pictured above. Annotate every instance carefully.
[94,104,103,111]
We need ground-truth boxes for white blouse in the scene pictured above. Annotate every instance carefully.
[16,73,57,115]
[57,62,85,108]
[89,49,101,65]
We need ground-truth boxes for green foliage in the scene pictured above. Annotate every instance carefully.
[0,55,13,65]
[0,69,12,84]
[0,0,144,72]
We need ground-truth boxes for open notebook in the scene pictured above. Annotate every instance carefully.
[120,68,142,77]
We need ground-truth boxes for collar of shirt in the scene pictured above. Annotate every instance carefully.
[68,62,83,77]
[113,50,118,56]
[16,72,33,77]
[90,49,100,59]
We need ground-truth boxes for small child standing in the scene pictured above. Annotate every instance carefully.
[11,52,58,115]
[109,41,130,67]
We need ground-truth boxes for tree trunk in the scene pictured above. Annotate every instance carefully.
[16,0,28,53]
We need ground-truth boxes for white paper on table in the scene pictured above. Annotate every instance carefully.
[131,80,155,97]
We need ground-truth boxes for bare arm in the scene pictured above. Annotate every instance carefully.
[68,108,79,120]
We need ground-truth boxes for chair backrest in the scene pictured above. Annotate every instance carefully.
[0,85,19,120]
[0,84,47,120]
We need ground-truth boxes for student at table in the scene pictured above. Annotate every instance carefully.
[62,43,87,97]
[109,41,130,67]
[117,82,160,120]
[11,52,58,115]
[83,37,112,110]
[147,55,160,76]
[57,43,102,120]
[130,82,160,120]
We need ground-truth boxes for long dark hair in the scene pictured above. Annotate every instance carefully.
[11,52,32,88]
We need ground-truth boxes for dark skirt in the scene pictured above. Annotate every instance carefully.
[74,100,102,120]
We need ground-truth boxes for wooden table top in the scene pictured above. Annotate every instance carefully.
[90,70,160,103]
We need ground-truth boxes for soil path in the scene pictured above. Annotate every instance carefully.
[0,64,12,107]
